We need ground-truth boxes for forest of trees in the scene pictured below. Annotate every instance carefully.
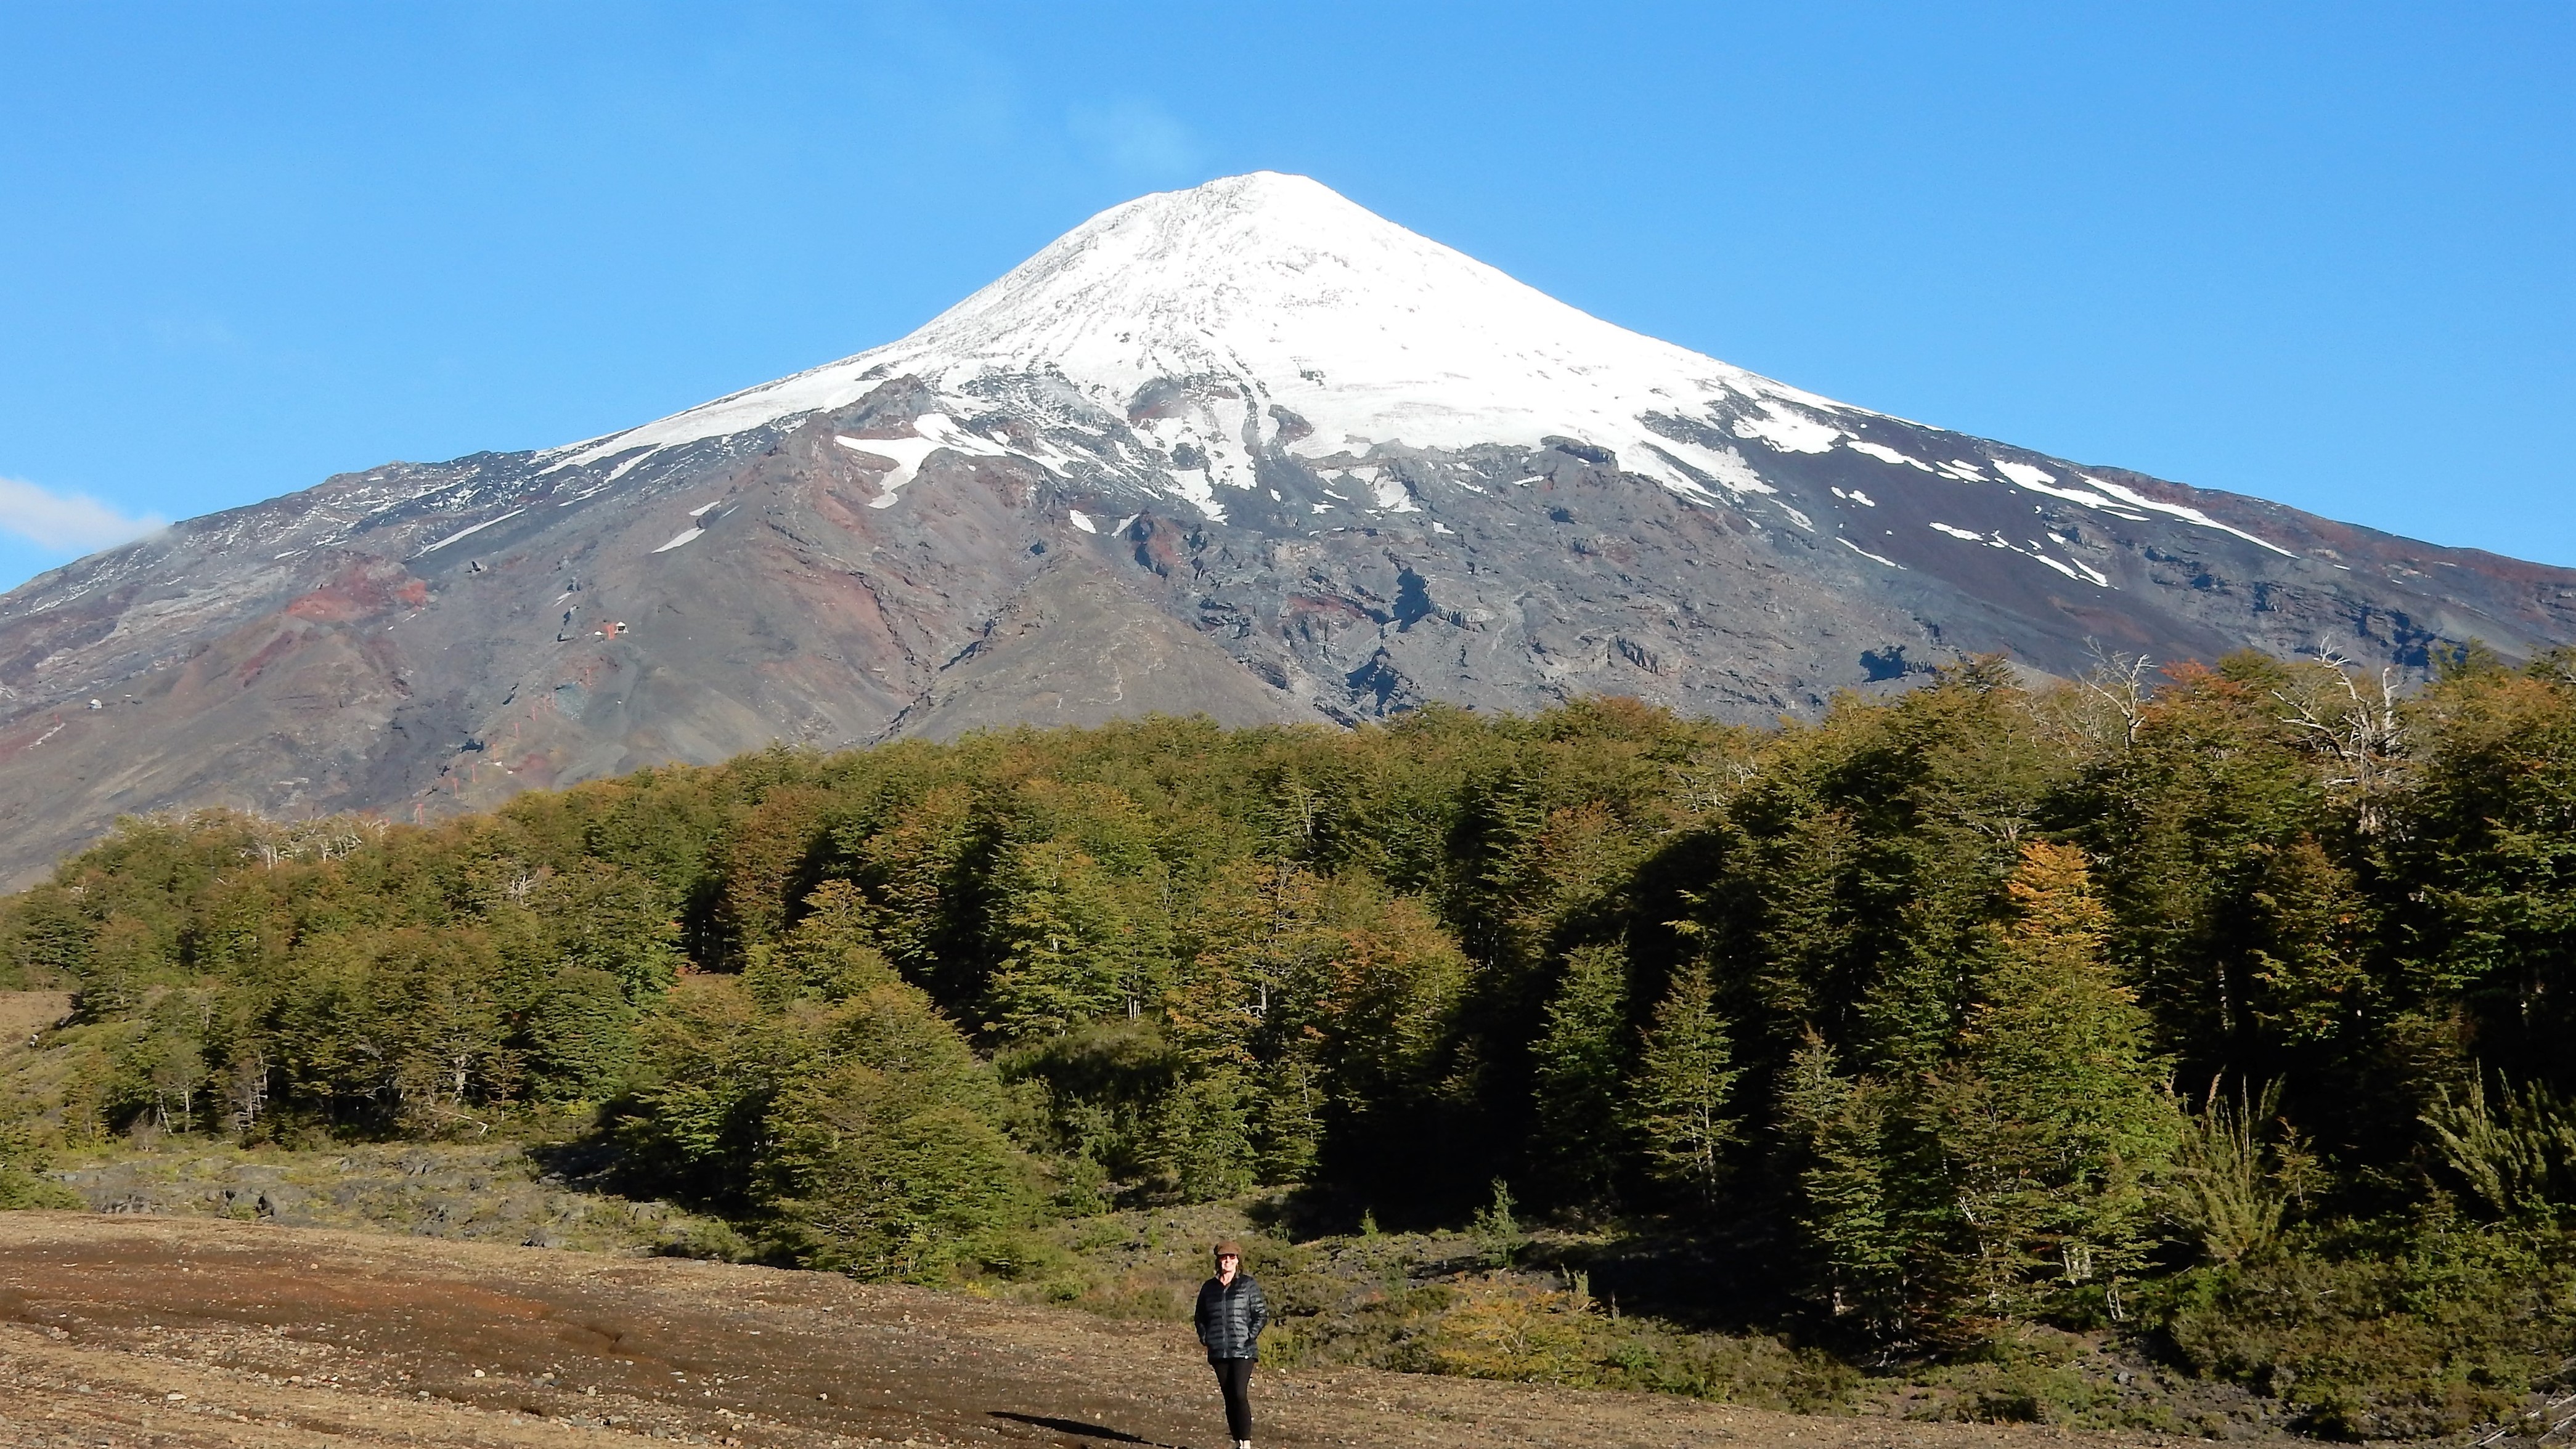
[4,647,2572,1432]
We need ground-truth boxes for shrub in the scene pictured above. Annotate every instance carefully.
[756,981,1035,1280]
[2154,1217,2576,1440]
[0,1167,79,1211]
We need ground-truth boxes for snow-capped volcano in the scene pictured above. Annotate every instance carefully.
[556,172,1830,507]
[556,172,2283,552]
[0,172,2565,882]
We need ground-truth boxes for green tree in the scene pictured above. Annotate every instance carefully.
[529,861,681,1000]
[1777,1034,1913,1333]
[842,783,985,1002]
[748,880,904,1006]
[524,967,638,1103]
[618,975,806,1204]
[1160,858,1333,1194]
[1628,959,1741,1203]
[1530,941,1629,1203]
[982,840,1130,1041]
[2391,664,2576,1091]
[759,980,1032,1279]
[1932,842,2178,1318]
[110,990,213,1134]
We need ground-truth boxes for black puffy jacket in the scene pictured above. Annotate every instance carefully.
[1195,1273,1269,1360]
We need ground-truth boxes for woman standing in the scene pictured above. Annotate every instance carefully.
[1193,1240,1268,1449]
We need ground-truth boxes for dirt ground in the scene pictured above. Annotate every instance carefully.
[0,994,70,1046]
[0,1213,2211,1449]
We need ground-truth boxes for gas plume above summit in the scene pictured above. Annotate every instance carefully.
[0,172,2566,879]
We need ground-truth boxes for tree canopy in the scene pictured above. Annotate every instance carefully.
[7,648,2575,1379]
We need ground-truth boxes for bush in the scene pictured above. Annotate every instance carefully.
[0,1167,80,1211]
[2154,1217,2576,1440]
[754,980,1036,1280]
[1406,1281,1592,1382]
[763,1070,1033,1280]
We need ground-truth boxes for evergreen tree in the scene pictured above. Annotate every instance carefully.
[844,783,985,1003]
[618,975,804,1205]
[1932,842,2178,1317]
[1777,1035,1913,1333]
[2165,1076,2318,1264]
[758,980,1032,1280]
[982,840,1127,1041]
[1628,959,1741,1203]
[749,880,905,1006]
[2392,660,2576,1091]
[531,860,681,1000]
[524,966,638,1102]
[2421,1073,2576,1226]
[1165,858,1332,1191]
[1750,808,1862,1033]
[1530,941,1629,1204]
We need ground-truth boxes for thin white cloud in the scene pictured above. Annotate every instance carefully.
[1069,99,1204,180]
[0,476,166,553]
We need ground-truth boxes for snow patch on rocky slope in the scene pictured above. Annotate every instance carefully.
[552,173,1860,505]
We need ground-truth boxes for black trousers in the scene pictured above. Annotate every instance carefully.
[1210,1355,1254,1442]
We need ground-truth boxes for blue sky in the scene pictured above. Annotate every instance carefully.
[0,1,2567,590]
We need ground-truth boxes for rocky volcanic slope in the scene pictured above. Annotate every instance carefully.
[0,172,2569,881]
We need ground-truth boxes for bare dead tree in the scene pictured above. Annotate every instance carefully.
[2079,641,2158,747]
[2276,643,2408,834]
[1669,752,1761,814]
[237,814,393,872]
[226,1049,271,1138]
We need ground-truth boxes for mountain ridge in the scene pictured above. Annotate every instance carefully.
[0,171,2567,882]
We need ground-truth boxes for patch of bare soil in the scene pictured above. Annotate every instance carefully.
[0,1214,2200,1449]
[0,993,70,1047]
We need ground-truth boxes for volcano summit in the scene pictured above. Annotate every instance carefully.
[0,172,2567,877]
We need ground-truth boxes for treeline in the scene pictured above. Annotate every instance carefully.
[5,648,2574,1426]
